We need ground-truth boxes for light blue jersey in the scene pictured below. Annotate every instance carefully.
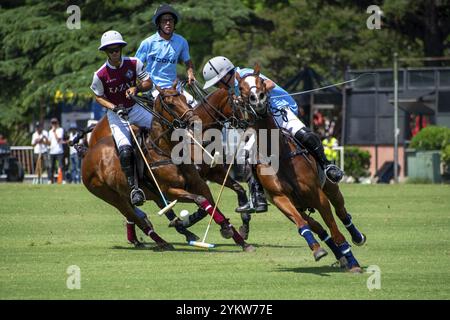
[136,32,190,89]
[235,67,298,115]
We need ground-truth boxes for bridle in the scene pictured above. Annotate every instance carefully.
[181,80,250,129]
[155,90,195,129]
[237,73,270,123]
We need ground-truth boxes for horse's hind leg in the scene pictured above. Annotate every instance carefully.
[206,166,251,213]
[90,186,174,251]
[323,181,366,246]
[238,212,251,240]
[154,200,200,243]
[315,190,361,272]
[205,167,252,239]
[299,212,344,263]
[271,194,327,261]
[166,187,254,252]
[141,181,200,243]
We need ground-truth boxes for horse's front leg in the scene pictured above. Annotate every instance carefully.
[166,187,254,252]
[314,189,362,272]
[204,164,251,212]
[323,181,366,246]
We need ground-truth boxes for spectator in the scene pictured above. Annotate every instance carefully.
[31,122,49,182]
[0,133,8,145]
[68,124,81,183]
[322,135,339,165]
[313,109,326,138]
[48,118,65,184]
[0,133,10,175]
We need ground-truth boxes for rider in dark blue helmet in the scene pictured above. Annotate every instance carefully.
[136,4,196,104]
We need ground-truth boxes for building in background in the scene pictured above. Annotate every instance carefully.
[343,66,450,179]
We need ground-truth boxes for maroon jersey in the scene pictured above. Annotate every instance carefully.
[90,57,149,108]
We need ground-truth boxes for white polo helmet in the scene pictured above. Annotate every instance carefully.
[98,30,127,51]
[202,56,235,89]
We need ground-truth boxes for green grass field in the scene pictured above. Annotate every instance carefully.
[0,183,449,300]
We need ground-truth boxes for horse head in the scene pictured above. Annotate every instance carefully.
[236,63,269,118]
[154,79,199,128]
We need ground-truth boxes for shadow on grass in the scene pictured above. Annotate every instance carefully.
[185,242,305,249]
[111,241,305,252]
[276,265,346,276]
[110,243,241,253]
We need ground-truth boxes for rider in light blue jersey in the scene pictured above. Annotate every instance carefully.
[136,4,196,93]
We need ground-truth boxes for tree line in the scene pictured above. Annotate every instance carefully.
[0,0,449,144]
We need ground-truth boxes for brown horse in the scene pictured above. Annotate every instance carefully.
[233,64,364,271]
[166,87,334,262]
[81,83,254,251]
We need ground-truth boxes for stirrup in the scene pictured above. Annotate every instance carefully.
[130,188,146,206]
[324,164,344,184]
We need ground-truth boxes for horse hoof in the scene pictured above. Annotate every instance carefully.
[239,225,249,240]
[347,266,363,274]
[352,233,367,246]
[220,225,233,239]
[243,244,256,252]
[154,242,175,251]
[313,248,328,261]
[133,241,145,248]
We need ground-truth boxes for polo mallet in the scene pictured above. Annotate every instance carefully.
[185,130,220,168]
[125,119,177,216]
[189,131,245,249]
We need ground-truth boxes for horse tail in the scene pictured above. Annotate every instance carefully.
[68,124,96,158]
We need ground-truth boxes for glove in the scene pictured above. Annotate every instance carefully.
[112,106,129,119]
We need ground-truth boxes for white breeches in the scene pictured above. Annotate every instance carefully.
[107,103,153,149]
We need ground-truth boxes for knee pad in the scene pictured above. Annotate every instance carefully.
[295,127,321,149]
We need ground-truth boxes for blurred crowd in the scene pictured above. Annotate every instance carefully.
[31,117,81,184]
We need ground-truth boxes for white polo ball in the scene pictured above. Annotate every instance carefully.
[180,210,190,220]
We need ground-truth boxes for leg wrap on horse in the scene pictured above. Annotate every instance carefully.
[186,208,208,226]
[199,199,226,224]
[338,241,360,269]
[342,213,364,244]
[198,199,240,241]
[230,225,246,246]
[164,208,177,221]
[298,226,319,249]
[134,207,147,220]
[240,212,251,224]
[318,231,343,260]
[163,208,199,242]
[148,230,164,243]
[126,221,138,243]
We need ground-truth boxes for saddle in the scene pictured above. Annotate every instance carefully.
[130,127,173,193]
[279,129,326,189]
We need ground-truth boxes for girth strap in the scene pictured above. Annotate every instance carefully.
[149,159,173,169]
